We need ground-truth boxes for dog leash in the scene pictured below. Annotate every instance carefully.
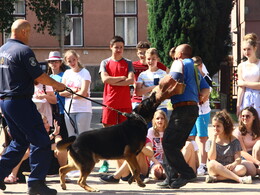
[65,87,130,117]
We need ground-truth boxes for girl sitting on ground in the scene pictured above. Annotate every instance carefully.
[205,110,252,184]
[149,110,198,182]
[233,106,260,177]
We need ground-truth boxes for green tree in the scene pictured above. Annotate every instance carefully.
[0,0,82,36]
[0,0,15,33]
[147,0,234,76]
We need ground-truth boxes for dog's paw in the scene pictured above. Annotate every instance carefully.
[128,176,134,184]
[85,186,99,192]
[137,181,146,188]
[61,183,67,190]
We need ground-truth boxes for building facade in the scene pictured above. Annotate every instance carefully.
[231,0,260,66]
[0,0,149,89]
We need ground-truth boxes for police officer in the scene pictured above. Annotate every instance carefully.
[0,19,66,195]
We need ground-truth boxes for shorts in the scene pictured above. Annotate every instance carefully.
[189,112,210,137]
[102,107,132,125]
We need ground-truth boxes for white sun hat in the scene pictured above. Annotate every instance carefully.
[46,51,63,61]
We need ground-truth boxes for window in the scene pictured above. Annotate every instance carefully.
[115,0,137,46]
[61,0,83,46]
[4,0,25,43]
[13,0,25,15]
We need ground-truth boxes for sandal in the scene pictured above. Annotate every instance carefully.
[4,174,18,184]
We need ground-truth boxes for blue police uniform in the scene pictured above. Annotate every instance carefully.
[0,39,52,185]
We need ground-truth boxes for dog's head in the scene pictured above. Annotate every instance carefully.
[133,92,160,122]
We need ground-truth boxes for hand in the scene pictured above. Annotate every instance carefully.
[225,163,235,171]
[237,80,246,87]
[53,120,60,135]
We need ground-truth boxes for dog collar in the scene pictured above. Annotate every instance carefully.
[132,112,147,126]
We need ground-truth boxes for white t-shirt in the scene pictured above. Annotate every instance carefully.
[33,84,54,126]
[63,68,92,113]
[137,69,169,109]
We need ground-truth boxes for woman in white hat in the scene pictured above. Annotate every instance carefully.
[47,51,69,139]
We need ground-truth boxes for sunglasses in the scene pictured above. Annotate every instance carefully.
[242,115,251,119]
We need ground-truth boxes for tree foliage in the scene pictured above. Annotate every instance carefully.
[0,0,15,33]
[147,0,234,76]
[0,0,83,36]
[27,0,83,36]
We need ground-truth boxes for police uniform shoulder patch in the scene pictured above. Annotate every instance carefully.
[29,57,37,67]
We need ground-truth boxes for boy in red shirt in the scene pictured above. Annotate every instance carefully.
[98,36,134,172]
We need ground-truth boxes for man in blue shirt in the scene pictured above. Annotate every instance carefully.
[0,19,66,195]
[159,44,210,189]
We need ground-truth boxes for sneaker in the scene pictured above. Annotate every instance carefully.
[121,173,132,181]
[241,176,252,184]
[0,180,6,191]
[99,175,119,184]
[197,164,207,176]
[99,161,109,173]
[205,175,216,183]
[27,180,57,195]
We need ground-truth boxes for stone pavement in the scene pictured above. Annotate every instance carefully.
[2,98,260,194]
[3,160,260,195]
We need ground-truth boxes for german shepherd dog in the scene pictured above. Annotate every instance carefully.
[56,92,160,192]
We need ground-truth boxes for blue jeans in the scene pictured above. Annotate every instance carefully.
[162,105,198,179]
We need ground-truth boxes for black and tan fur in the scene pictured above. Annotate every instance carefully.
[56,92,160,192]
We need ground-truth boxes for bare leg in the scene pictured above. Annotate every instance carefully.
[197,136,208,164]
[207,160,246,182]
[182,141,198,173]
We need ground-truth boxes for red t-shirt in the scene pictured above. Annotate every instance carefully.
[131,60,167,103]
[100,58,133,108]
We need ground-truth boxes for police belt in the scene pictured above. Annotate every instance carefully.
[0,95,32,100]
[172,101,197,109]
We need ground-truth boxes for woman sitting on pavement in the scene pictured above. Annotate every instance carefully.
[205,110,252,184]
[233,106,260,177]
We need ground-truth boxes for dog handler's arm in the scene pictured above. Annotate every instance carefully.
[34,73,66,92]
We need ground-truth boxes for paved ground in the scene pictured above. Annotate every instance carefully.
[2,98,260,194]
[3,161,260,195]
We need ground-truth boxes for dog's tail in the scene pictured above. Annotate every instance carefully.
[56,136,76,150]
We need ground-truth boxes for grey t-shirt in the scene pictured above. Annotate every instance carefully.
[206,138,242,166]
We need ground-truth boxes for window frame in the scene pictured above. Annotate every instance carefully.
[61,0,83,46]
[114,0,138,46]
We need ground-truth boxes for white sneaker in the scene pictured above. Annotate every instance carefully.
[241,176,252,184]
[197,164,207,176]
